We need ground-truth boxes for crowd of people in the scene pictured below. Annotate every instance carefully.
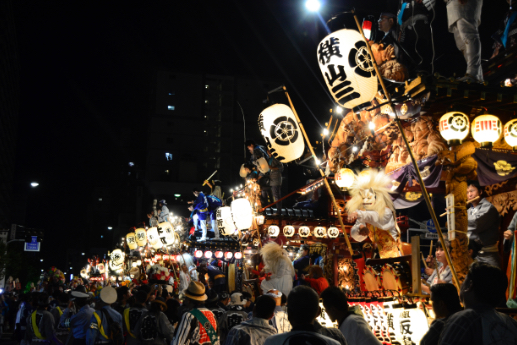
[4,260,517,345]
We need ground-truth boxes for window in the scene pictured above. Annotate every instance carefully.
[165,152,173,161]
[168,105,175,111]
[166,137,174,144]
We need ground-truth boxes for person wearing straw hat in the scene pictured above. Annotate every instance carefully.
[172,281,219,345]
[24,292,62,345]
[59,286,95,345]
[134,296,175,344]
[86,286,123,345]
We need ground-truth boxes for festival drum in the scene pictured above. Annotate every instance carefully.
[362,265,381,291]
[380,263,411,294]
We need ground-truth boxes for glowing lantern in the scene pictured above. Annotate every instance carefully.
[216,207,237,236]
[439,111,470,146]
[299,226,311,237]
[231,199,253,230]
[135,228,147,247]
[504,119,517,149]
[215,251,224,258]
[328,227,340,238]
[268,225,280,237]
[314,226,327,238]
[283,225,295,237]
[225,252,233,260]
[158,222,175,246]
[258,104,304,163]
[335,168,355,188]
[239,164,248,178]
[317,29,378,111]
[126,232,137,250]
[471,114,502,148]
[147,227,162,250]
[255,215,265,225]
[234,252,243,260]
[359,169,371,178]
[204,251,213,259]
[195,250,203,258]
[109,249,125,274]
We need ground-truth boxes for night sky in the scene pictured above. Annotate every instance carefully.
[11,0,508,267]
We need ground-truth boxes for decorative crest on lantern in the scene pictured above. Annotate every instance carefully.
[268,225,280,237]
[298,226,311,237]
[328,227,340,238]
[283,226,295,237]
[314,226,327,238]
[439,111,470,146]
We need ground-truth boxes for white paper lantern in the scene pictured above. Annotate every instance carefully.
[239,164,248,178]
[158,222,175,246]
[471,114,502,148]
[255,215,265,225]
[109,249,125,273]
[126,232,138,250]
[439,111,470,146]
[268,225,280,237]
[231,199,253,230]
[335,168,355,188]
[216,206,237,236]
[328,227,340,238]
[314,226,327,238]
[504,119,517,148]
[283,226,295,237]
[317,29,378,111]
[258,104,304,163]
[299,226,311,237]
[135,228,147,247]
[147,227,163,250]
[256,157,270,174]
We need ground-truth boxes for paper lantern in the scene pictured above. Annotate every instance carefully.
[239,164,248,178]
[126,232,137,250]
[256,157,270,174]
[359,169,371,178]
[109,249,125,273]
[328,227,340,238]
[283,225,295,237]
[314,226,327,238]
[204,251,213,259]
[234,252,243,260]
[504,119,517,149]
[225,252,233,260]
[258,104,304,163]
[317,29,378,111]
[195,250,203,258]
[216,206,237,236]
[268,225,280,237]
[471,115,502,148]
[215,251,224,258]
[147,227,162,250]
[255,215,265,225]
[231,199,253,230]
[135,228,147,247]
[158,222,175,246]
[335,168,355,188]
[439,111,470,146]
[299,226,311,237]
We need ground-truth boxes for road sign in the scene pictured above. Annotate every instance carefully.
[24,236,40,252]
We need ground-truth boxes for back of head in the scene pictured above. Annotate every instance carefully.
[287,286,320,325]
[138,285,151,295]
[320,286,349,312]
[254,295,276,320]
[430,283,462,315]
[117,286,129,302]
[467,262,507,307]
[244,139,256,148]
[309,265,323,279]
[58,292,70,305]
[134,290,148,305]
[37,292,49,309]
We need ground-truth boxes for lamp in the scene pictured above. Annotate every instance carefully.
[328,227,340,238]
[231,199,253,230]
[438,111,470,146]
[259,104,304,163]
[215,251,224,259]
[335,168,355,188]
[135,228,147,247]
[204,251,213,259]
[298,226,311,237]
[216,206,236,236]
[504,119,517,149]
[195,250,203,258]
[147,227,163,250]
[314,226,327,238]
[126,232,137,250]
[268,225,280,237]
[234,252,243,260]
[283,226,295,237]
[317,29,377,112]
[224,252,233,260]
[471,114,502,148]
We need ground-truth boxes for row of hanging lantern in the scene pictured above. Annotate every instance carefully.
[125,222,181,251]
[268,225,341,238]
[194,250,243,260]
[438,111,515,148]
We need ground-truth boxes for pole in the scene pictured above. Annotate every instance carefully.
[283,86,354,256]
[351,12,460,290]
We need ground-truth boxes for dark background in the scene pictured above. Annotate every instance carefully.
[9,0,508,274]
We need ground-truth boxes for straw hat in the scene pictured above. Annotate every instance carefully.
[184,281,207,301]
[100,286,117,304]
[151,297,168,311]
